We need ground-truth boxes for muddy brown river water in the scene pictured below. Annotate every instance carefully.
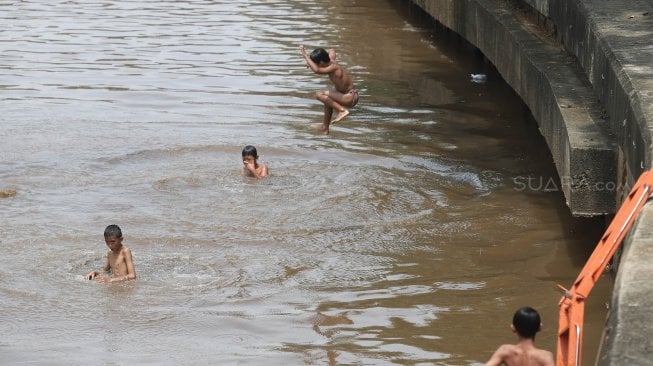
[0,0,612,364]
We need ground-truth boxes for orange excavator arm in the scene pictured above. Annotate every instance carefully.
[557,170,653,366]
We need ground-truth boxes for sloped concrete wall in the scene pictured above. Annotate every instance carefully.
[547,1,653,364]
[408,0,653,364]
[409,0,617,216]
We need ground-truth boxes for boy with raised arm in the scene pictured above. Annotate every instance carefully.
[299,45,359,135]
[485,307,554,366]
[85,224,136,283]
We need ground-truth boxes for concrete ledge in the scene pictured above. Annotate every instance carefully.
[548,0,653,190]
[410,0,617,216]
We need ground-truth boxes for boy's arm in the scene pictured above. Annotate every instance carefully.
[299,45,337,75]
[328,48,336,61]
[485,345,509,366]
[102,253,111,272]
[540,350,555,366]
[121,247,136,281]
[244,161,264,179]
[85,254,111,280]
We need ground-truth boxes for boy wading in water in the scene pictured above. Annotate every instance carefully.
[85,224,136,283]
[485,306,555,366]
[299,45,359,135]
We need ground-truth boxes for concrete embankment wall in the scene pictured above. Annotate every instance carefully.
[550,2,653,364]
[408,0,653,364]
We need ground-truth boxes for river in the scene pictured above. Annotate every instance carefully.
[0,0,612,364]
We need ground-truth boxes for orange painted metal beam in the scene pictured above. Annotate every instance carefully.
[557,170,653,366]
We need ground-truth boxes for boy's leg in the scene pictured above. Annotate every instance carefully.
[322,104,333,133]
[331,108,349,125]
[314,91,334,134]
[311,104,332,135]
[321,90,354,124]
[312,90,333,135]
[323,104,333,124]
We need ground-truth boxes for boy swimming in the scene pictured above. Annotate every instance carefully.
[85,224,136,283]
[299,45,358,135]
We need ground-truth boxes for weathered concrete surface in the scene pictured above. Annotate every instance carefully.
[523,0,549,16]
[547,1,653,364]
[407,0,653,364]
[550,1,653,185]
[410,0,617,217]
[601,207,653,365]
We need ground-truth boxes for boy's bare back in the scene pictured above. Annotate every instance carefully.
[486,307,555,366]
[485,343,554,366]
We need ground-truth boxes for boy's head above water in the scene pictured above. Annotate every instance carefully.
[512,306,542,339]
[104,224,122,239]
[104,224,123,251]
[241,145,268,179]
[309,48,330,65]
[242,145,259,160]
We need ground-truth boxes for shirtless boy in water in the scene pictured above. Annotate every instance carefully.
[299,45,359,135]
[85,224,136,283]
[240,145,269,179]
[485,307,554,366]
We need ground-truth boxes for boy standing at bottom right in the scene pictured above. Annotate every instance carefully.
[485,306,555,366]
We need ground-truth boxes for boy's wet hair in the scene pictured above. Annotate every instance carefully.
[309,48,330,64]
[512,306,541,339]
[242,145,258,158]
[104,224,122,238]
